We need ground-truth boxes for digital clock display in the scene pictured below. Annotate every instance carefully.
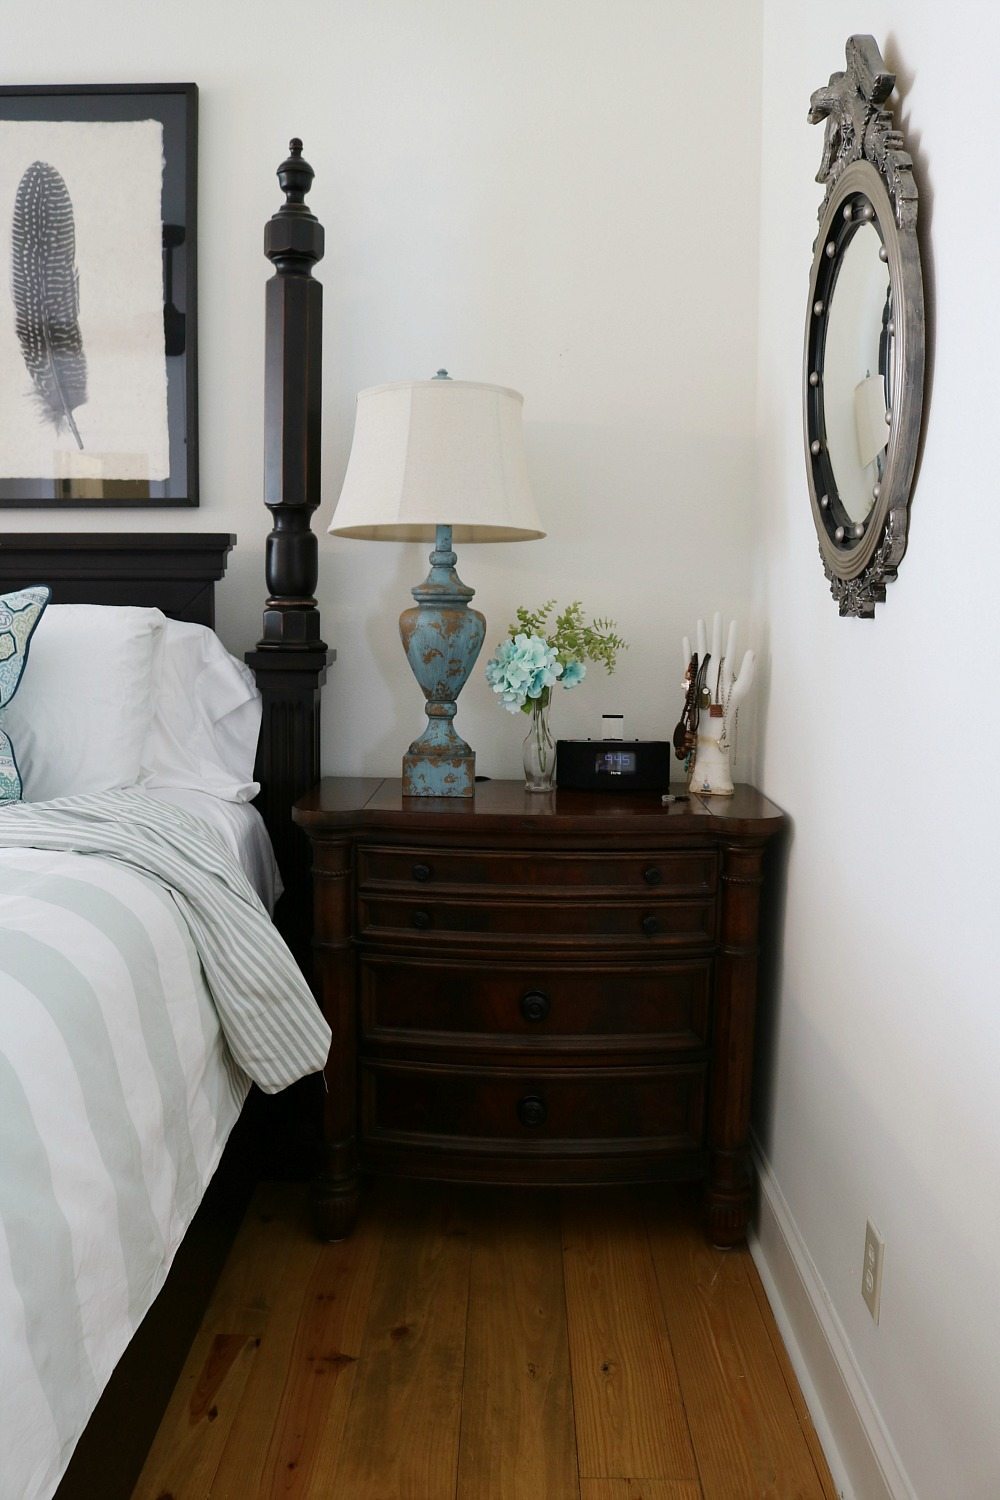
[594,750,637,776]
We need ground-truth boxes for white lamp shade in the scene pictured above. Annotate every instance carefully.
[328,379,545,542]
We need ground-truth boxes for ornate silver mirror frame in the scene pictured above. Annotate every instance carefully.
[804,36,925,617]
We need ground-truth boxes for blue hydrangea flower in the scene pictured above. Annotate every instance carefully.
[560,659,586,688]
[485,632,563,712]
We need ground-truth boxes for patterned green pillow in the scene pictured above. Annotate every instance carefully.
[0,586,50,803]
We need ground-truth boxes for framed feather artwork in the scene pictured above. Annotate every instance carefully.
[0,84,197,507]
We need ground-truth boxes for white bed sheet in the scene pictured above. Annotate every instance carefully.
[0,844,248,1500]
[0,791,328,1500]
[142,786,282,912]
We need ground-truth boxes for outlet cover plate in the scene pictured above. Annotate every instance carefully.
[862,1219,885,1323]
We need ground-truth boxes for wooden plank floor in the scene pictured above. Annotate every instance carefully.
[133,1180,836,1500]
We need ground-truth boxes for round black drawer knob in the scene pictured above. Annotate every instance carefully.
[412,909,432,930]
[641,913,660,936]
[520,990,551,1023]
[517,1095,547,1128]
[643,866,663,885]
[412,863,432,882]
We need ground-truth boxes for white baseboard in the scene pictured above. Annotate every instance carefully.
[749,1140,916,1500]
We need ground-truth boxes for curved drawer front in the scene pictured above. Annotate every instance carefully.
[359,844,717,897]
[361,955,711,1053]
[358,893,715,946]
[362,1060,706,1151]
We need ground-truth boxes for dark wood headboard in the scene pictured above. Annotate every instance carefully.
[0,532,234,624]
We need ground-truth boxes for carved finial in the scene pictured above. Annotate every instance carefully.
[265,136,324,271]
[276,137,314,206]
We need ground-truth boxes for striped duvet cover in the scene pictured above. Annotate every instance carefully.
[0,791,331,1500]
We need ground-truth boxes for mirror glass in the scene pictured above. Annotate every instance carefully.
[822,220,892,523]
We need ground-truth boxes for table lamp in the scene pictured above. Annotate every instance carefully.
[328,372,545,796]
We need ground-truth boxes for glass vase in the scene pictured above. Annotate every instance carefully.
[523,696,556,791]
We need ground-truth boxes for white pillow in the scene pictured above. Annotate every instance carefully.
[0,604,164,801]
[138,618,261,802]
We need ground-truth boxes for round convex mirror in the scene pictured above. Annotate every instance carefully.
[804,37,924,618]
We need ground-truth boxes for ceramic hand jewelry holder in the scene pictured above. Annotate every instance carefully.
[677,613,755,797]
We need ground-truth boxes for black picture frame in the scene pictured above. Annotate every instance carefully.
[0,83,198,508]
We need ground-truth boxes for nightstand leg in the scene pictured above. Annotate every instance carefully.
[706,839,766,1248]
[313,1060,360,1239]
[310,834,359,1240]
[705,1146,752,1248]
[313,1153,360,1240]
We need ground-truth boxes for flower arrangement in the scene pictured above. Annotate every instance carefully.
[485,601,626,714]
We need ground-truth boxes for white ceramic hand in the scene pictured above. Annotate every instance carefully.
[679,614,755,795]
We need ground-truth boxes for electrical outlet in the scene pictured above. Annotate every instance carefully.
[862,1220,885,1323]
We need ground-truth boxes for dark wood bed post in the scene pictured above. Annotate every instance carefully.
[246,140,334,965]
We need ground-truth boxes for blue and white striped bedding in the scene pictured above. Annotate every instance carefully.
[0,791,331,1500]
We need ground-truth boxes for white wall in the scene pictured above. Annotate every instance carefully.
[2,0,763,781]
[755,5,1000,1496]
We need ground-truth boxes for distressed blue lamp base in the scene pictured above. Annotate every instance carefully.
[402,734,475,797]
[399,524,485,797]
[402,757,475,794]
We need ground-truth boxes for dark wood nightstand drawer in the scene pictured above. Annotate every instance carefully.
[358,893,716,947]
[361,1060,706,1152]
[360,955,711,1054]
[358,843,717,897]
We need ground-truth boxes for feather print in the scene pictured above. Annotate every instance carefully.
[11,160,88,449]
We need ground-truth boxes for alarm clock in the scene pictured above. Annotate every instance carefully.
[555,739,671,793]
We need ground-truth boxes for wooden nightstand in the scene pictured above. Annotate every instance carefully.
[293,778,785,1246]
